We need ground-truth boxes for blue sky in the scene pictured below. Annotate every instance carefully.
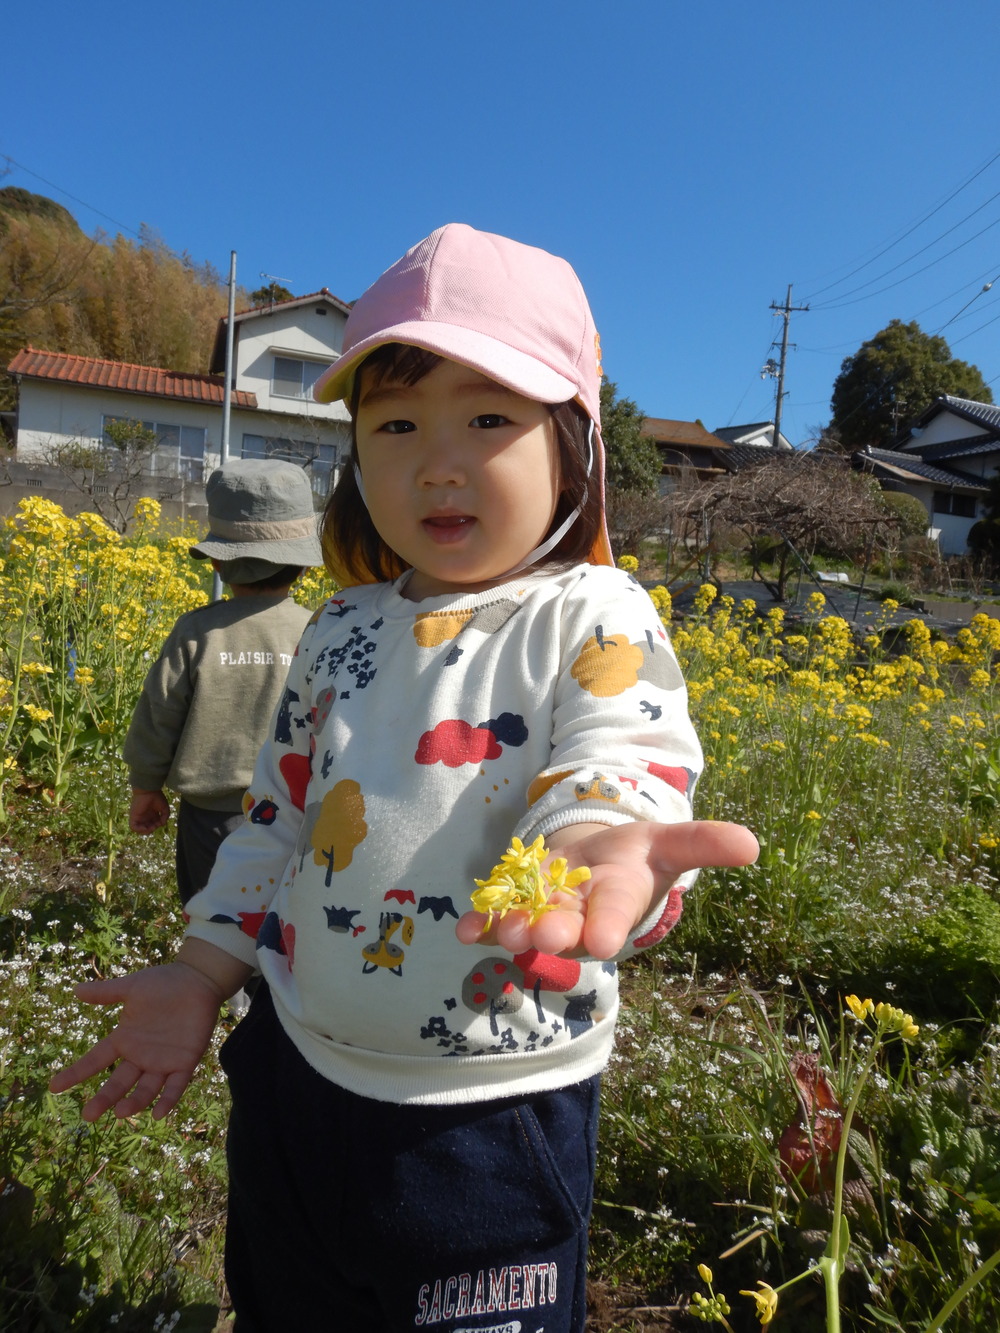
[7,1,1000,446]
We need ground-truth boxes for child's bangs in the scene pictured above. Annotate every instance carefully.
[351,343,444,409]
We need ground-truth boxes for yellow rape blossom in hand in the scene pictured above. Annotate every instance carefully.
[471,836,591,926]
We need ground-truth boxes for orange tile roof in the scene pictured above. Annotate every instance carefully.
[7,347,258,409]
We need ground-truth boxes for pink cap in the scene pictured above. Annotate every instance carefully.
[314,223,612,568]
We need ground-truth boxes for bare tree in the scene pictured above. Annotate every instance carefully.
[670,454,890,601]
[38,418,175,533]
[604,488,670,559]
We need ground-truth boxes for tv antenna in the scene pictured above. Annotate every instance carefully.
[259,271,293,305]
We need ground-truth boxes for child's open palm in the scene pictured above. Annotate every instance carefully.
[456,819,758,960]
[49,963,224,1122]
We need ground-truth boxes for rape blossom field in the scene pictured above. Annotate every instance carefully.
[2,499,1000,1330]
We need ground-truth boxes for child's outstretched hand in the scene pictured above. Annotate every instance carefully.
[456,819,758,961]
[48,948,244,1122]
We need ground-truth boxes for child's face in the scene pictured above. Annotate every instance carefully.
[354,357,563,600]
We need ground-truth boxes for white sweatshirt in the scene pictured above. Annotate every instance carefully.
[184,564,702,1104]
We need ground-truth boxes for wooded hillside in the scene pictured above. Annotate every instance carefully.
[0,187,246,410]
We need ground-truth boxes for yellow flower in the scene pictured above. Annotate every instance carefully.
[133,495,162,525]
[647,585,672,617]
[697,1263,714,1285]
[846,994,874,1021]
[22,704,54,723]
[874,1002,919,1040]
[740,1281,778,1325]
[471,838,591,925]
[616,554,639,573]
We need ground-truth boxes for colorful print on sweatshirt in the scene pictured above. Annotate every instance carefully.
[183,564,703,1105]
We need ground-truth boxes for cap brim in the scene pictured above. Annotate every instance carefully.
[190,535,324,565]
[314,321,577,408]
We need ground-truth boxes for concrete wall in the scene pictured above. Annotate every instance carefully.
[0,458,209,529]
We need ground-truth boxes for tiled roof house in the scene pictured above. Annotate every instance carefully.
[5,288,353,518]
[641,416,794,490]
[852,395,1000,555]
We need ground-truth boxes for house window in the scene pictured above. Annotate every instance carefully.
[932,490,977,518]
[241,434,340,497]
[272,357,326,400]
[102,416,206,483]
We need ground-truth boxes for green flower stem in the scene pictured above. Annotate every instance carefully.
[824,1027,883,1333]
[0,544,41,825]
[922,1244,1000,1332]
[819,1254,841,1333]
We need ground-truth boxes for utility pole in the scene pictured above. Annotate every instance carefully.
[213,250,237,604]
[767,285,809,449]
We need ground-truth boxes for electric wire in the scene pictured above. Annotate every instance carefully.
[933,273,1000,336]
[2,153,143,240]
[810,203,1000,310]
[812,211,1000,312]
[948,304,1000,348]
[800,145,1000,301]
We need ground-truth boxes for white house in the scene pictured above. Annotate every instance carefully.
[5,288,354,519]
[853,396,1000,556]
[712,421,793,452]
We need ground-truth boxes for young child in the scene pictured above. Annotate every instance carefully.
[123,459,324,905]
[51,224,758,1333]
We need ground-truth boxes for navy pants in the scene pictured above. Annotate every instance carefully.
[175,799,244,905]
[219,986,599,1332]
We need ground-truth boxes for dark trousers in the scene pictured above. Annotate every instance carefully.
[175,798,245,905]
[219,986,599,1332]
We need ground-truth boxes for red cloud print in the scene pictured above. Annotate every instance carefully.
[415,719,503,767]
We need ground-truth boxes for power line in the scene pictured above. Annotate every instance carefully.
[933,273,1000,335]
[813,210,1000,311]
[724,328,781,425]
[949,304,1000,347]
[1,153,142,239]
[800,145,1000,301]
[909,261,1000,319]
[810,193,1000,309]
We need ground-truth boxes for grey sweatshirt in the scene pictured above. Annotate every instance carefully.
[123,593,313,811]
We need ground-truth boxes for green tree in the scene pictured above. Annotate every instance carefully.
[829,319,992,451]
[881,490,931,539]
[250,282,294,306]
[600,378,661,495]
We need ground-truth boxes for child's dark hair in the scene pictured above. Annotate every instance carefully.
[321,343,602,585]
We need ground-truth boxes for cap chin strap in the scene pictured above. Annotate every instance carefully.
[500,418,594,577]
[352,418,595,584]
